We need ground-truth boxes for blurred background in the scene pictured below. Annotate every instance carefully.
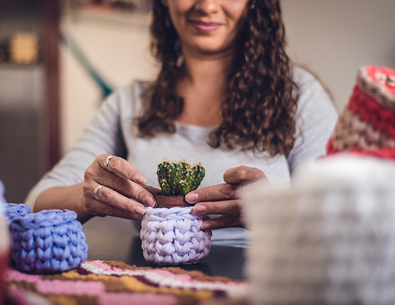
[0,0,394,204]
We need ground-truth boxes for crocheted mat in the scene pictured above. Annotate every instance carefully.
[3,259,250,305]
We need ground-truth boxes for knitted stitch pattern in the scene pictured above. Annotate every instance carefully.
[4,260,250,305]
[244,155,395,305]
[10,209,88,274]
[328,66,395,156]
[140,207,211,265]
[3,203,31,226]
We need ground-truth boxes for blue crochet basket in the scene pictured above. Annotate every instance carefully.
[10,209,88,274]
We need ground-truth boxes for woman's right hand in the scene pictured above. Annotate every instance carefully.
[82,154,157,220]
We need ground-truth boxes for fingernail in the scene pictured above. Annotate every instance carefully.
[133,205,146,215]
[201,222,210,230]
[194,205,206,214]
[135,174,147,184]
[186,192,198,203]
[146,195,156,207]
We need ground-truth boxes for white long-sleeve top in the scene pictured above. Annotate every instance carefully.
[26,66,338,246]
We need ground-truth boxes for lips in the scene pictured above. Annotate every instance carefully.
[189,20,223,33]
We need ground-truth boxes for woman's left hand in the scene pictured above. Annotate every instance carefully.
[185,166,267,230]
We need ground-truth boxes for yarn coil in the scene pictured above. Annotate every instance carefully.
[4,203,31,225]
[245,155,395,305]
[328,66,395,155]
[140,207,211,265]
[10,209,88,274]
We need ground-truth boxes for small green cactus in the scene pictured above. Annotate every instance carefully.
[157,159,205,196]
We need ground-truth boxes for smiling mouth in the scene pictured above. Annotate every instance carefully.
[189,20,223,33]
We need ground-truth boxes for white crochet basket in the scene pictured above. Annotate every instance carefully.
[244,154,395,305]
[140,206,211,265]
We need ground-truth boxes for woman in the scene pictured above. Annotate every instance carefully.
[26,0,337,245]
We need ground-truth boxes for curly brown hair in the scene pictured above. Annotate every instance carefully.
[135,0,299,156]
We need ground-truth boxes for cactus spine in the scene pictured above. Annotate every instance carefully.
[157,159,205,196]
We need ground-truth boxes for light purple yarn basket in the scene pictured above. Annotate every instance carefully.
[9,208,88,274]
[140,206,211,265]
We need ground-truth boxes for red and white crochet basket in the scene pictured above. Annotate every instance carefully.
[0,206,10,305]
[327,66,395,159]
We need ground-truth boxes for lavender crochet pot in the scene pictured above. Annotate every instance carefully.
[140,206,211,265]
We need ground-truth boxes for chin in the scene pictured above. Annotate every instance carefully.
[192,42,233,57]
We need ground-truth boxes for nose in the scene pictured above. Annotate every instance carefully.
[194,0,220,15]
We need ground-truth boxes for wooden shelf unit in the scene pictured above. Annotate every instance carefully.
[0,0,60,203]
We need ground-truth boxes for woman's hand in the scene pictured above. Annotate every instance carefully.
[185,166,267,230]
[82,154,157,220]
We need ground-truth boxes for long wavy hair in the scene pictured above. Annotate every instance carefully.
[135,0,299,156]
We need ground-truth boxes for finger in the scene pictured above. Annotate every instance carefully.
[223,165,266,185]
[141,185,162,195]
[200,215,242,230]
[193,200,243,215]
[203,229,213,238]
[85,198,144,220]
[185,183,241,204]
[95,175,156,207]
[87,199,145,220]
[85,159,156,207]
[98,154,147,185]
[83,184,146,218]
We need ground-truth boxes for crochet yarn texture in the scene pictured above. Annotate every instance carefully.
[140,207,211,265]
[244,155,395,305]
[3,203,31,225]
[10,209,88,274]
[327,66,395,156]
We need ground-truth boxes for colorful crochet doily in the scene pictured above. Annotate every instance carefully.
[4,260,250,305]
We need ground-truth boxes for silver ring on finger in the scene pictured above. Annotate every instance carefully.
[93,185,103,201]
[104,155,114,170]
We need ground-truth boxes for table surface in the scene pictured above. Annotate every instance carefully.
[84,229,247,280]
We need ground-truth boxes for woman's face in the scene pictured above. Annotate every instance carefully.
[161,0,250,57]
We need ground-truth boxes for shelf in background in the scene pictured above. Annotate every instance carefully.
[0,63,41,70]
[69,7,152,26]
